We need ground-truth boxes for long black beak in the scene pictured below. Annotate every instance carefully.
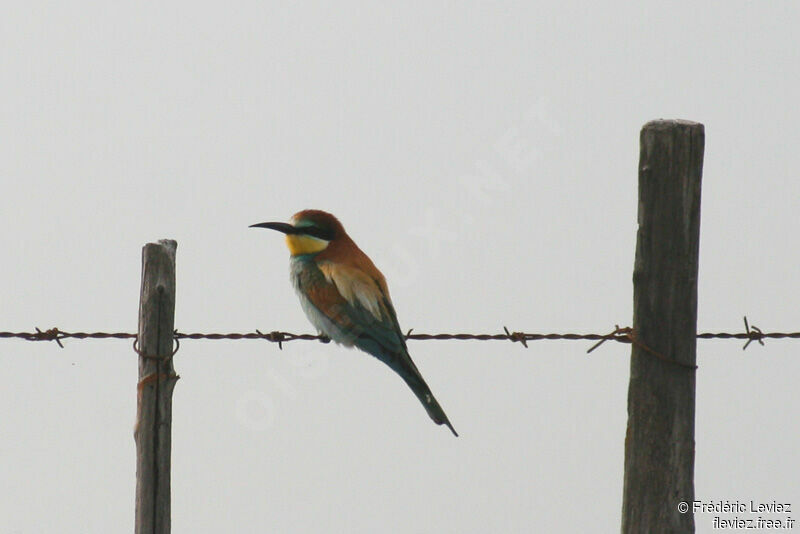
[249,222,300,234]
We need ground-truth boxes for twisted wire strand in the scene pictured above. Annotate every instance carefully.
[1,318,795,352]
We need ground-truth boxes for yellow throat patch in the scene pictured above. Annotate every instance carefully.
[286,234,329,256]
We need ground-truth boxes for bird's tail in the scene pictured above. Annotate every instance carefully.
[401,372,458,437]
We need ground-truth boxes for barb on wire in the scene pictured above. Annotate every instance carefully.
[694,316,796,349]
[37,327,63,348]
[742,316,764,350]
[0,327,138,348]
[503,326,528,348]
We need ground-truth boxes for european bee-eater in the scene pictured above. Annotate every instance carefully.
[251,209,458,436]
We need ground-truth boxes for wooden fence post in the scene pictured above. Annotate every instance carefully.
[135,240,179,534]
[621,120,704,533]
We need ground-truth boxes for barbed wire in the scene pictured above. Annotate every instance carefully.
[1,318,798,353]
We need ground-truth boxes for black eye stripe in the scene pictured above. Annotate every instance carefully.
[301,226,334,241]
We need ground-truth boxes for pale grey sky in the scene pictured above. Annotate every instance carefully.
[1,2,798,533]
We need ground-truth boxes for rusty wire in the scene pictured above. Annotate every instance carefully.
[0,317,797,352]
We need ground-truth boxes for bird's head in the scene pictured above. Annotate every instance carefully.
[250,209,344,256]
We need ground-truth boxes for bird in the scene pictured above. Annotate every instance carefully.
[251,209,458,436]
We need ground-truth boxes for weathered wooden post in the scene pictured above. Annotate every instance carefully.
[135,240,179,534]
[622,120,704,533]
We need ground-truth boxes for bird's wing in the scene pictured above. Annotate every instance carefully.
[297,261,407,357]
[305,260,458,436]
[319,262,386,322]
